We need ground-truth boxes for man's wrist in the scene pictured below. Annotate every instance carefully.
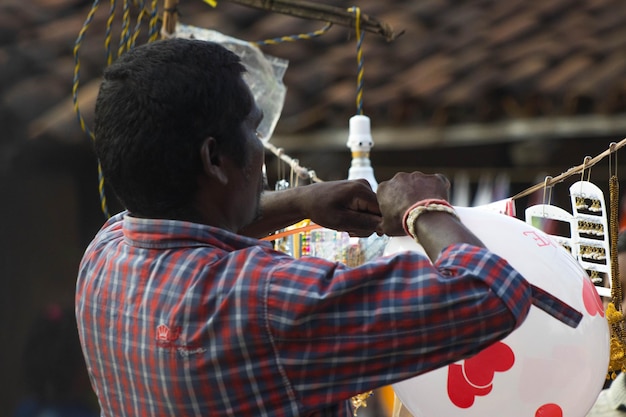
[402,199,458,242]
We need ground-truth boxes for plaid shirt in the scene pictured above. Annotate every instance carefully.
[76,211,546,417]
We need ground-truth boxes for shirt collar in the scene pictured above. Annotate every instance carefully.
[121,212,273,251]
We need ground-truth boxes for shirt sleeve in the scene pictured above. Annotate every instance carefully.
[263,243,533,409]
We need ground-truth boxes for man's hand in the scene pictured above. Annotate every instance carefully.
[238,179,381,238]
[300,179,382,237]
[376,172,450,236]
[376,171,483,260]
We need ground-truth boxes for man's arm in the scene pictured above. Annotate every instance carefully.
[238,179,382,239]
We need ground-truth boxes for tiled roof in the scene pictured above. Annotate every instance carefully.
[2,0,626,146]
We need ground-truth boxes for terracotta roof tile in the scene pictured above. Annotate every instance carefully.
[3,0,626,142]
[571,54,626,95]
[4,74,67,122]
[534,0,574,18]
[32,0,84,9]
[504,57,548,85]
[539,55,594,93]
[488,12,537,46]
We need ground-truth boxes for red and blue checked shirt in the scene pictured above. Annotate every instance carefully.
[76,211,579,417]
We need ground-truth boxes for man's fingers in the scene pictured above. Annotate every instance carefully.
[334,211,381,237]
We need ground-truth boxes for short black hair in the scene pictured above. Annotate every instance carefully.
[94,38,252,217]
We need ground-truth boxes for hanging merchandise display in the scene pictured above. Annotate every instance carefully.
[525,203,576,260]
[525,178,612,297]
[571,181,612,295]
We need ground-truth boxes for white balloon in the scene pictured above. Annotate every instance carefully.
[387,207,609,417]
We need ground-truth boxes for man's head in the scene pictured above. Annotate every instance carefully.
[94,38,259,221]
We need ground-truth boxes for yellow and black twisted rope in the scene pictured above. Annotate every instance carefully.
[74,0,161,218]
[254,22,333,46]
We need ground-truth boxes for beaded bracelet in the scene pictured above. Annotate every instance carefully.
[402,199,459,242]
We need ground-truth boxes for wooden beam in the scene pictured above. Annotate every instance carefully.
[225,0,402,41]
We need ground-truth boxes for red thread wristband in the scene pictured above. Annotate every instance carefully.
[402,199,452,235]
[402,199,455,238]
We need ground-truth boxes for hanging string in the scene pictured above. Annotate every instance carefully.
[263,142,323,183]
[147,0,161,42]
[73,0,110,218]
[129,0,147,49]
[581,156,592,183]
[129,0,161,45]
[252,19,336,186]
[348,6,365,115]
[104,0,116,66]
[542,176,553,205]
[73,0,99,140]
[257,7,366,189]
[74,0,163,218]
[254,22,333,46]
[277,147,285,184]
[117,0,132,56]
[537,176,552,217]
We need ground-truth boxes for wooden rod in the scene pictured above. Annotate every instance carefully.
[225,0,402,41]
[511,137,626,200]
[160,0,401,40]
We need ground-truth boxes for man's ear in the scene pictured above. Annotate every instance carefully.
[200,137,228,185]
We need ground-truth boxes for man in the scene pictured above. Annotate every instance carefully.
[587,231,626,417]
[76,38,578,417]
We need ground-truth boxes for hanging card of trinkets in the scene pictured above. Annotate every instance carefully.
[525,177,578,261]
[569,180,612,298]
[524,170,613,298]
[525,202,576,258]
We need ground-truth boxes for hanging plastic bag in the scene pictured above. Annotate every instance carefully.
[173,23,288,142]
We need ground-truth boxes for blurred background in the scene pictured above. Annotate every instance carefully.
[3,0,626,414]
